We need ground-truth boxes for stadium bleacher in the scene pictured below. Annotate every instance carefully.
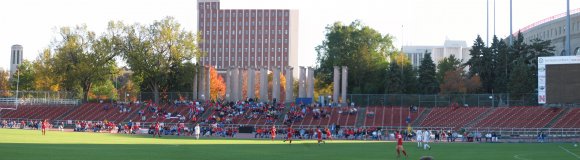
[1,103,579,131]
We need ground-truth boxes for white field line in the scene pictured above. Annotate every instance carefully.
[513,154,531,160]
[559,145,580,159]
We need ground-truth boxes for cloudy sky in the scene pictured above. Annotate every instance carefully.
[0,0,578,70]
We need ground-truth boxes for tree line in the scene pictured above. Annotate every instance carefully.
[0,17,202,104]
[0,19,555,104]
[315,20,555,98]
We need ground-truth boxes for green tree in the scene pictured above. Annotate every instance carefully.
[508,59,534,98]
[0,70,10,97]
[417,52,439,94]
[436,54,462,83]
[385,60,402,93]
[118,17,200,104]
[315,20,394,94]
[465,35,494,93]
[169,62,197,92]
[10,60,36,91]
[89,79,118,101]
[52,25,119,102]
[493,38,510,93]
[33,49,61,92]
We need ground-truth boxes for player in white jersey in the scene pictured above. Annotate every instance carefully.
[416,129,423,148]
[194,124,201,140]
[423,129,431,150]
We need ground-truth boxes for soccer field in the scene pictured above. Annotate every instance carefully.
[0,129,578,160]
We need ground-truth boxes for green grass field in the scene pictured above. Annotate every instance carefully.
[0,129,578,160]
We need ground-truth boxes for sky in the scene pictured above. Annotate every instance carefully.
[1,0,578,71]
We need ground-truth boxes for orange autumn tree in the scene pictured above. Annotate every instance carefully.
[209,67,226,100]
[440,68,482,93]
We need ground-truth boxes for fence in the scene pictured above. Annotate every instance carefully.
[0,91,80,106]
[346,93,538,107]
[0,98,79,106]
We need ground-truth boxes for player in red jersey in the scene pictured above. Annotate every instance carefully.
[395,130,408,159]
[283,125,294,144]
[270,125,277,141]
[317,127,325,144]
[325,127,333,141]
[153,122,161,138]
[41,119,48,136]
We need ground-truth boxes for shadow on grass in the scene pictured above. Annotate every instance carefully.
[0,142,390,160]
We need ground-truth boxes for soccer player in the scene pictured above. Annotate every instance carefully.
[283,125,294,144]
[416,129,423,148]
[270,125,277,141]
[395,130,408,159]
[153,122,161,138]
[41,119,47,136]
[316,127,325,144]
[325,127,333,141]
[194,124,201,140]
[423,129,431,150]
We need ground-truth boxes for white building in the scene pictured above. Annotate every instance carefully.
[10,45,23,76]
[403,40,471,68]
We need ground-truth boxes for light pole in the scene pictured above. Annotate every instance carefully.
[15,69,20,109]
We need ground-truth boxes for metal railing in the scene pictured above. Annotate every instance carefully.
[0,98,80,106]
[346,93,538,107]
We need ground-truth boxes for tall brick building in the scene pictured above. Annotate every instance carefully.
[197,0,298,72]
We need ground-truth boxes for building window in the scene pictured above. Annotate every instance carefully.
[284,39,288,44]
[218,57,221,61]
[271,57,274,61]
[278,57,281,61]
[285,12,289,17]
[284,48,288,52]
[285,30,288,35]
[285,21,289,26]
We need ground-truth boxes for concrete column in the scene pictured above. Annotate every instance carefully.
[192,66,198,100]
[232,66,239,102]
[248,67,255,99]
[199,66,206,100]
[225,67,231,101]
[260,67,268,102]
[238,67,244,100]
[298,66,306,98]
[307,67,314,98]
[333,66,340,104]
[206,66,211,100]
[341,66,348,105]
[285,66,294,103]
[273,66,280,103]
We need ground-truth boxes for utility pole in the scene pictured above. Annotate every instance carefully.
[509,0,513,45]
[566,0,571,55]
[487,0,489,46]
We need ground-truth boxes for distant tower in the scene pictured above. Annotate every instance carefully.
[10,45,23,76]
